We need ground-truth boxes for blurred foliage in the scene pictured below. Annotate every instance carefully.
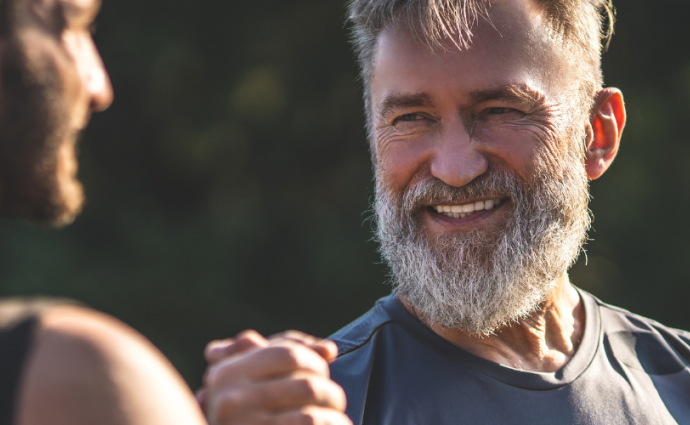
[1,0,690,386]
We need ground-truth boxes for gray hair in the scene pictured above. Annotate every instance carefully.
[346,0,615,154]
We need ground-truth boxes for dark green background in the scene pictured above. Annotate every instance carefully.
[0,0,688,386]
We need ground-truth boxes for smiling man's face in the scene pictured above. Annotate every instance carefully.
[0,0,112,226]
[371,0,594,334]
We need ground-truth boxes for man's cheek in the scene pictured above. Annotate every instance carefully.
[376,142,432,194]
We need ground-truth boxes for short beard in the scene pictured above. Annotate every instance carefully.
[374,142,591,336]
[0,33,84,227]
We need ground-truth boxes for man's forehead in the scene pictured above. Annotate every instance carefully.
[370,2,569,106]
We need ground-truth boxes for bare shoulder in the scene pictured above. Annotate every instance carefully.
[16,305,207,425]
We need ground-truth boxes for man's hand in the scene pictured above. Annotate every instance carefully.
[200,330,352,425]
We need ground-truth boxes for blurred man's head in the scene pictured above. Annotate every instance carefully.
[0,0,112,226]
[347,0,625,335]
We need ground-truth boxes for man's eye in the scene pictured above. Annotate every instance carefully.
[399,113,421,122]
[487,107,511,114]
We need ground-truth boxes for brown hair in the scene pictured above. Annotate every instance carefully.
[347,0,615,146]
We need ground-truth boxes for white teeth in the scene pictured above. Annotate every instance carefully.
[433,198,503,219]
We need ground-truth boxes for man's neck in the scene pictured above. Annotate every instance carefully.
[399,274,585,373]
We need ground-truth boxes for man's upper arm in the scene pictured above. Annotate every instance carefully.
[15,305,206,425]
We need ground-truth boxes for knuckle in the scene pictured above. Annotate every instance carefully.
[205,339,221,351]
[284,329,310,339]
[206,360,242,390]
[275,345,303,368]
[206,363,222,386]
[236,330,264,345]
[241,329,264,340]
[311,355,330,375]
[213,389,246,419]
[339,413,354,425]
[297,377,319,399]
[331,383,347,409]
[237,329,261,338]
[297,410,318,425]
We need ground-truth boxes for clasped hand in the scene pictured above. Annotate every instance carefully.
[198,330,352,425]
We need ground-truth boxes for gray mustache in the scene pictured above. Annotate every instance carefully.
[397,168,524,215]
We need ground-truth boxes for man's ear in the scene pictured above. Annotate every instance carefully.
[585,88,626,180]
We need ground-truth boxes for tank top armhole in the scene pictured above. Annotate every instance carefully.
[0,315,39,425]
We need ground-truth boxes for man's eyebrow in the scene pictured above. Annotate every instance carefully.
[378,93,433,118]
[470,84,548,108]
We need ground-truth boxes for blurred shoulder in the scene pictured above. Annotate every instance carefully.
[15,304,206,425]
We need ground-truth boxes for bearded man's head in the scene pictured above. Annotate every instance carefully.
[347,0,620,335]
[375,127,591,335]
[0,0,112,226]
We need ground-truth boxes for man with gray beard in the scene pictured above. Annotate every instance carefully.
[327,0,690,423]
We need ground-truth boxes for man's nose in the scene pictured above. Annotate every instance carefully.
[89,64,113,112]
[86,51,113,112]
[79,36,113,112]
[430,117,488,188]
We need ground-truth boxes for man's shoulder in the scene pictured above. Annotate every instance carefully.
[329,295,395,357]
[593,293,690,340]
[17,304,206,425]
[589,292,690,372]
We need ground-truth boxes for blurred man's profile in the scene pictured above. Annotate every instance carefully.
[0,0,208,423]
[0,0,111,225]
[0,0,350,424]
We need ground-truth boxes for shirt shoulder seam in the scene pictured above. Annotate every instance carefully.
[594,296,690,337]
[336,319,395,357]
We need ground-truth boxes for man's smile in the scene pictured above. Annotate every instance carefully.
[431,197,504,219]
[422,196,511,231]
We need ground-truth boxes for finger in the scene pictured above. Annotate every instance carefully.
[267,332,339,362]
[205,339,233,363]
[269,330,323,345]
[206,375,346,422]
[206,330,268,364]
[271,406,353,425]
[311,340,339,362]
[248,374,347,412]
[207,344,330,388]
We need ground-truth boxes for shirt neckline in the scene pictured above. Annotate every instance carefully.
[382,287,602,390]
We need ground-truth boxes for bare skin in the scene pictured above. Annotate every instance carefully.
[401,275,585,372]
[370,0,625,373]
[17,306,207,425]
[202,331,352,425]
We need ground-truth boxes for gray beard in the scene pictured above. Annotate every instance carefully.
[374,145,591,336]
